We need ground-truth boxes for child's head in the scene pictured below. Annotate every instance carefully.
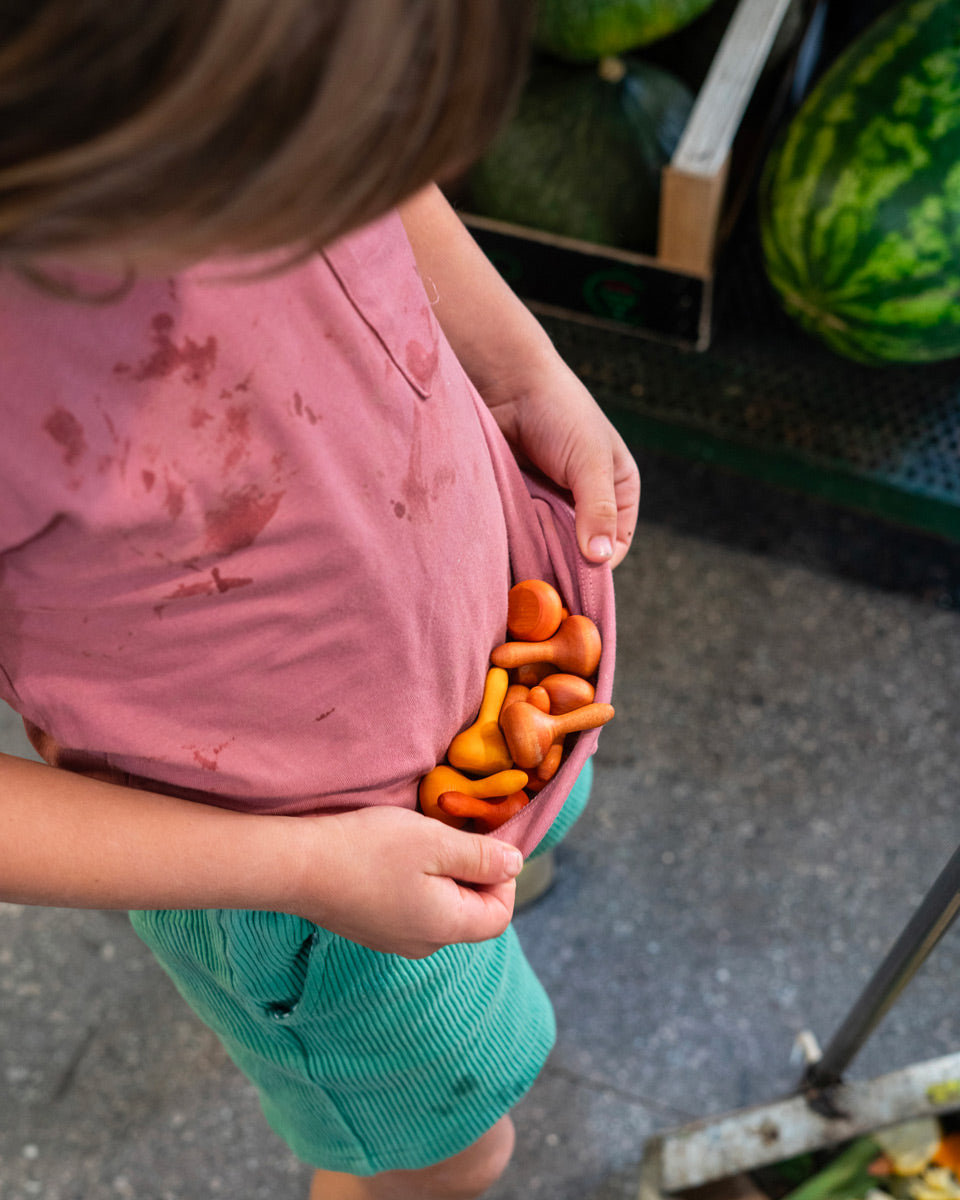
[0,0,533,270]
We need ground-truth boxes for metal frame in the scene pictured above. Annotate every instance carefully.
[636,843,960,1198]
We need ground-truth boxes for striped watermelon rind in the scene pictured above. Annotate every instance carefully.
[759,0,960,365]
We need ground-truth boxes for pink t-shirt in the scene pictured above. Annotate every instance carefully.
[0,211,614,854]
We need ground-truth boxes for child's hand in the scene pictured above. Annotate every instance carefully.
[482,357,641,569]
[293,806,524,958]
[398,185,640,568]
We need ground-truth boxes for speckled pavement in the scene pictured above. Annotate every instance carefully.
[3,450,959,1200]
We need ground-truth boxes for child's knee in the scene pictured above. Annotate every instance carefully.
[458,1114,516,1196]
[375,1114,516,1200]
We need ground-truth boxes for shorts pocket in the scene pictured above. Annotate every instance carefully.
[218,909,334,1026]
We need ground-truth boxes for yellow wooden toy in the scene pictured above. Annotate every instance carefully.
[446,667,513,774]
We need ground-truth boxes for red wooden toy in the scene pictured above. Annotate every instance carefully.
[438,789,530,832]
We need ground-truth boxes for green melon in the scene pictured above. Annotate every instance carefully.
[760,0,960,365]
[468,56,694,254]
[535,0,717,62]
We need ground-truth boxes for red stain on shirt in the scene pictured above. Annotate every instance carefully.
[42,407,87,466]
[292,392,319,424]
[164,478,186,520]
[187,739,233,771]
[164,579,217,600]
[203,486,284,555]
[115,313,217,387]
[190,406,214,429]
[222,448,243,474]
[405,338,438,387]
[162,568,252,601]
[211,567,253,593]
[224,404,251,441]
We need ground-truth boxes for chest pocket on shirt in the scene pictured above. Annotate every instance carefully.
[322,212,440,399]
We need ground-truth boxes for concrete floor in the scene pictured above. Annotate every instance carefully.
[2,450,960,1200]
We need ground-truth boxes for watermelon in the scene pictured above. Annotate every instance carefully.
[760,0,960,365]
[468,56,694,254]
[535,0,717,62]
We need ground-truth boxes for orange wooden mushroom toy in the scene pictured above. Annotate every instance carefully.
[502,683,550,715]
[536,673,595,714]
[491,614,602,678]
[507,579,564,642]
[514,662,554,687]
[500,700,614,769]
[534,740,564,784]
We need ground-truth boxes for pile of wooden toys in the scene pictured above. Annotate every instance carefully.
[418,578,614,832]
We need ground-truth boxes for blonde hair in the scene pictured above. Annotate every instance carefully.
[0,0,533,268]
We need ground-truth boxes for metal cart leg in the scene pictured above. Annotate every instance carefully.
[637,842,960,1199]
[802,841,960,1099]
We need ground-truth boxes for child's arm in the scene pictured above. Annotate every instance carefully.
[399,184,641,569]
[0,752,521,958]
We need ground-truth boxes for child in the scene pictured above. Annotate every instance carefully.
[0,3,640,1197]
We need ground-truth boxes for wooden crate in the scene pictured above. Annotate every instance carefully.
[462,0,819,351]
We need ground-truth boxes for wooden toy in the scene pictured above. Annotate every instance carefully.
[500,700,615,769]
[502,683,550,715]
[527,684,550,712]
[502,683,531,712]
[418,765,528,828]
[446,667,513,773]
[438,789,530,832]
[418,578,612,830]
[536,673,596,713]
[535,740,564,783]
[491,614,602,677]
[524,738,564,790]
[507,578,564,642]
[514,662,554,687]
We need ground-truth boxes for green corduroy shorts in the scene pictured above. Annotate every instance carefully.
[128,761,592,1175]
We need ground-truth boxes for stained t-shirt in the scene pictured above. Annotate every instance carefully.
[0,211,614,853]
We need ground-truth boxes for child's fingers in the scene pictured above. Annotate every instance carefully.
[430,827,524,886]
[450,879,517,944]
[569,435,640,567]
[609,445,642,568]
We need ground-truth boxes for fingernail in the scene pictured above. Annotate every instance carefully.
[505,848,524,875]
[587,535,613,561]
